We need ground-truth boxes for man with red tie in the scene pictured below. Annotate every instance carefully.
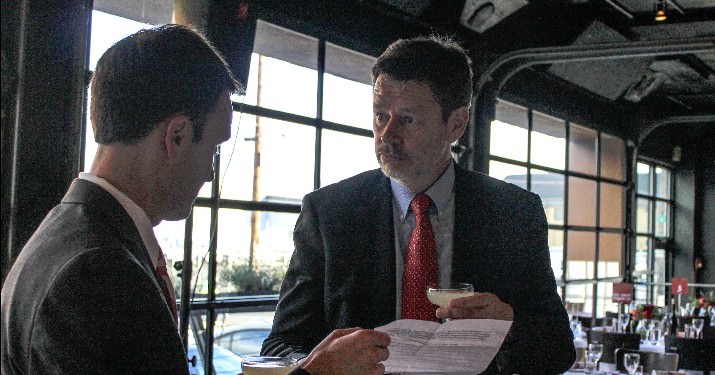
[262,35,575,374]
[1,25,388,375]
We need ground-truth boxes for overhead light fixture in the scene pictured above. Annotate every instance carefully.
[654,0,667,22]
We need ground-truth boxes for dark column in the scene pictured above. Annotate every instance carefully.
[1,0,91,283]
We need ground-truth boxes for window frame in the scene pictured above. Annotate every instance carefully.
[487,98,629,321]
[633,157,675,306]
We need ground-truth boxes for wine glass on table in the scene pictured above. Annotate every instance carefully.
[586,343,603,374]
[619,313,630,333]
[427,283,474,321]
[692,318,704,339]
[623,353,640,375]
[646,319,657,344]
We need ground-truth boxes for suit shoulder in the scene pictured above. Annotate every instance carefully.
[306,169,385,202]
[460,168,540,203]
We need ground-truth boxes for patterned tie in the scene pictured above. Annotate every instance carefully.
[402,193,439,321]
[156,252,178,324]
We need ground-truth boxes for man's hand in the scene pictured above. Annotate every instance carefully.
[435,292,514,321]
[300,328,390,375]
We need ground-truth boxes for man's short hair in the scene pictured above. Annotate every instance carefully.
[371,35,473,122]
[91,24,241,144]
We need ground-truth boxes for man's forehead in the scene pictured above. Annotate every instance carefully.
[373,76,437,105]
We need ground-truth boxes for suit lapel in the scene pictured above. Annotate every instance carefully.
[353,171,396,325]
[451,166,491,287]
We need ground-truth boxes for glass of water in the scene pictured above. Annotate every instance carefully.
[623,353,640,375]
[619,313,630,333]
[692,318,704,339]
[586,343,603,374]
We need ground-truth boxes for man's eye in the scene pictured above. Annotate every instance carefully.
[403,116,415,125]
[375,113,387,122]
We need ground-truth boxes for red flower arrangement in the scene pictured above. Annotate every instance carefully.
[630,304,664,321]
[693,296,710,309]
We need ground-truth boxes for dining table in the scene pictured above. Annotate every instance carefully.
[566,327,711,375]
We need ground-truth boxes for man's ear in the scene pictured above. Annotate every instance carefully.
[163,115,192,157]
[447,106,469,143]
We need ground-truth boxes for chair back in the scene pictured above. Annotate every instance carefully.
[615,348,679,373]
[588,329,640,363]
[664,336,715,371]
[704,326,715,339]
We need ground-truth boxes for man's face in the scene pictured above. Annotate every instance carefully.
[163,90,232,221]
[373,74,464,192]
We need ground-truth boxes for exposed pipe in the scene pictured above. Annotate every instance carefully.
[471,37,715,170]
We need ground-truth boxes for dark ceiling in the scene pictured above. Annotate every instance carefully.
[95,0,714,148]
[366,0,715,143]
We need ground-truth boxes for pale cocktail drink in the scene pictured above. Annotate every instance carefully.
[241,357,297,375]
[426,283,474,308]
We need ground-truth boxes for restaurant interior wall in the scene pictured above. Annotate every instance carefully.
[640,124,715,287]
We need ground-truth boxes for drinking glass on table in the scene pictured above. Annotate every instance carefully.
[241,356,297,375]
[692,318,704,339]
[646,319,657,344]
[623,353,640,375]
[586,343,603,374]
[619,314,630,333]
[570,316,583,338]
[427,283,474,321]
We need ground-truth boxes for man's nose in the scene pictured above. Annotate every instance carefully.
[380,117,401,144]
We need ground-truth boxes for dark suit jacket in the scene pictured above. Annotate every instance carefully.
[1,179,188,375]
[262,165,575,374]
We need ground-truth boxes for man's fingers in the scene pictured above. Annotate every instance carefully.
[369,363,386,375]
[362,345,390,364]
[327,327,362,340]
[348,329,391,348]
[436,293,514,320]
[449,292,494,308]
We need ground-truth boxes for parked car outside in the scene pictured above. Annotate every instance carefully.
[187,343,244,375]
[214,322,272,357]
[187,321,272,375]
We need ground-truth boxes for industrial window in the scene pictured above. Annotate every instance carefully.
[488,98,627,320]
[634,160,673,306]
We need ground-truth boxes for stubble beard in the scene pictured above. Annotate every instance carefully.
[376,143,412,182]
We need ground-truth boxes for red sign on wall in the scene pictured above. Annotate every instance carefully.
[612,283,633,304]
[672,277,689,295]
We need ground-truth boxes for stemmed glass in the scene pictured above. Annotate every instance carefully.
[645,319,657,344]
[586,343,603,374]
[427,283,474,321]
[623,353,640,375]
[692,318,704,339]
[619,314,630,333]
[570,317,583,338]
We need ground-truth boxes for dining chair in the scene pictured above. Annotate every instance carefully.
[588,329,640,364]
[614,348,679,373]
[664,336,715,374]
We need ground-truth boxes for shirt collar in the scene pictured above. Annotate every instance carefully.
[390,162,455,222]
[78,172,164,269]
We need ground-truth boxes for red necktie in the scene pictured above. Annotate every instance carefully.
[402,193,439,321]
[156,254,178,324]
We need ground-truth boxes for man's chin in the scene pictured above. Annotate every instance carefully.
[379,163,408,182]
[162,206,193,223]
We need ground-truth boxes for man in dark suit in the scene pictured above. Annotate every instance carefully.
[262,36,575,374]
[1,25,388,375]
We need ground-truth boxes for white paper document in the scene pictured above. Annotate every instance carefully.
[375,319,512,374]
